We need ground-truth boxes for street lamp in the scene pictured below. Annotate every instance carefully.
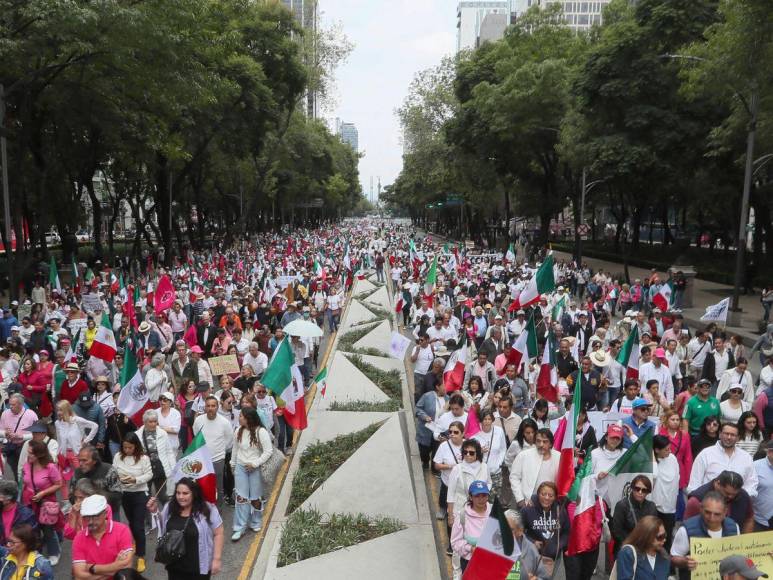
[576,168,606,265]
[662,54,757,319]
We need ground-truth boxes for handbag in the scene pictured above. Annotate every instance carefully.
[31,471,60,525]
[155,514,191,565]
[260,446,286,490]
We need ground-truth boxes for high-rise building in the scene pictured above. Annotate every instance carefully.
[338,121,358,153]
[456,1,509,52]
[510,0,612,31]
[277,0,319,117]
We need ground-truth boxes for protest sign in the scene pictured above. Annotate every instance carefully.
[208,354,240,376]
[690,531,773,580]
[81,294,103,313]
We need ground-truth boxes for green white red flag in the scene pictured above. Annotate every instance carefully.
[510,254,555,310]
[617,326,640,379]
[49,257,61,293]
[565,451,601,555]
[507,314,537,371]
[172,431,217,503]
[598,427,654,514]
[443,332,468,392]
[89,312,117,362]
[314,366,328,398]
[555,371,582,497]
[461,499,519,580]
[262,338,307,430]
[652,280,673,312]
[505,243,515,264]
[423,255,438,299]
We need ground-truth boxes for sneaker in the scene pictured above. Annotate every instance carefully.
[250,525,262,533]
[445,548,453,556]
[435,509,446,520]
[231,530,243,542]
[49,555,59,566]
[136,558,146,573]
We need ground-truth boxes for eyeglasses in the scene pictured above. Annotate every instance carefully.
[463,450,477,456]
[655,533,667,541]
[5,539,20,545]
[632,486,650,493]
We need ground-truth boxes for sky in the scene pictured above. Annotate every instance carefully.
[320,1,456,202]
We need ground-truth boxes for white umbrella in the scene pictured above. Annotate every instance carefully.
[283,319,323,338]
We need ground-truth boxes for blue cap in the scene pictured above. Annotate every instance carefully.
[468,480,490,495]
[632,397,652,410]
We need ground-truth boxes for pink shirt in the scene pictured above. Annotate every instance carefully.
[21,462,61,506]
[1,506,16,538]
[0,408,38,437]
[72,519,134,575]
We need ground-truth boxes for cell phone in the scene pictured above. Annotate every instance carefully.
[441,430,450,439]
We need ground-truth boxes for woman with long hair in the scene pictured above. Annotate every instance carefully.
[462,376,489,411]
[736,411,764,457]
[21,440,62,566]
[614,515,670,579]
[54,400,98,501]
[112,432,153,573]
[230,408,273,542]
[177,379,198,451]
[691,415,720,457]
[17,357,52,418]
[658,409,693,492]
[504,418,538,467]
[147,478,224,579]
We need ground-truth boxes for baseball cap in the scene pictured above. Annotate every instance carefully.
[607,424,624,438]
[653,348,667,359]
[468,480,490,495]
[632,397,652,410]
[719,555,769,579]
[80,494,108,517]
[77,392,94,408]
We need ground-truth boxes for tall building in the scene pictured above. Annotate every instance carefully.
[338,122,359,153]
[456,1,509,52]
[278,0,319,117]
[510,0,612,31]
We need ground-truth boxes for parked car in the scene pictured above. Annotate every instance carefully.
[75,229,91,242]
[44,230,60,245]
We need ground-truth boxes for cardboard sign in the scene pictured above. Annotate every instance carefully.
[81,294,104,313]
[208,354,240,376]
[689,531,773,580]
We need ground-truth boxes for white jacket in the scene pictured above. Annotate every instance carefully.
[447,461,491,515]
[135,426,176,478]
[509,447,561,504]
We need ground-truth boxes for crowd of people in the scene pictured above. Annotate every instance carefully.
[0,222,396,578]
[402,236,772,580]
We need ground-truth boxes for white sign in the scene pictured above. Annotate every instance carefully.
[700,297,730,323]
[81,294,103,313]
[389,331,412,361]
[67,318,88,334]
[276,275,296,289]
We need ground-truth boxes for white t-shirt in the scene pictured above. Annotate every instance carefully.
[412,345,434,375]
[433,440,462,486]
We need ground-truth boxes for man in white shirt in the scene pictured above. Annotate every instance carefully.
[638,347,675,402]
[687,331,711,376]
[243,343,269,378]
[759,354,773,392]
[168,301,188,341]
[193,396,234,503]
[508,310,527,339]
[664,338,683,393]
[687,422,758,498]
[509,428,560,507]
[426,319,448,347]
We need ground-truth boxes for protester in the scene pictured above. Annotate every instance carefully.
[192,396,234,503]
[71,494,134,578]
[510,428,560,508]
[136,409,176,502]
[449,480,491,573]
[0,524,54,579]
[20,440,62,566]
[611,475,658,559]
[614,515,671,580]
[521,481,569,573]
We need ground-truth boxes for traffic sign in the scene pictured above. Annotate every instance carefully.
[577,224,590,235]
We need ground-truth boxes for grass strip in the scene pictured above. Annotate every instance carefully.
[345,354,402,401]
[328,399,401,412]
[349,316,385,328]
[362,303,392,319]
[278,508,405,567]
[286,422,382,514]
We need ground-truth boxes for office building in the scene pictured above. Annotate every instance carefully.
[337,120,359,153]
[277,0,320,117]
[510,0,612,31]
[456,1,509,52]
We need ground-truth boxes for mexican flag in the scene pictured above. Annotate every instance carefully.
[64,329,82,363]
[536,329,558,402]
[314,258,325,279]
[172,431,217,503]
[423,255,438,300]
[116,348,147,418]
[71,258,80,293]
[314,367,328,398]
[510,254,555,310]
[89,312,117,362]
[262,338,307,430]
[49,257,61,293]
[461,499,520,580]
[555,371,582,497]
[443,333,468,392]
[652,281,673,312]
[566,452,602,555]
[598,427,654,514]
[394,291,405,313]
[343,243,352,272]
[409,240,423,273]
[445,248,458,274]
[617,326,640,379]
[505,243,515,264]
[507,314,537,371]
[551,294,566,322]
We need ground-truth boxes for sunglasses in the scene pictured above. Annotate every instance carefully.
[463,450,477,456]
[656,533,667,541]
[449,430,461,435]
[632,486,650,493]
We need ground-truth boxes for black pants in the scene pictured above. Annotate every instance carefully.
[122,491,148,557]
[224,451,235,499]
[658,511,676,554]
[564,549,598,580]
[419,440,439,470]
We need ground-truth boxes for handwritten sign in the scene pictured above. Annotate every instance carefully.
[208,354,240,376]
[690,531,773,580]
[67,318,88,334]
[81,294,104,313]
[276,276,296,289]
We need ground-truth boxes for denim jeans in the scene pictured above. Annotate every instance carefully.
[108,441,121,460]
[233,463,264,532]
[41,523,60,558]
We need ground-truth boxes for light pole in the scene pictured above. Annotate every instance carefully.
[576,168,606,266]
[662,54,757,318]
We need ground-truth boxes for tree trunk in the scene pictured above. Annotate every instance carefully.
[85,179,104,260]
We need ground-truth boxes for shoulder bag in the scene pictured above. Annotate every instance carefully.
[155,514,191,565]
[257,429,286,490]
[30,467,61,526]
[609,544,637,580]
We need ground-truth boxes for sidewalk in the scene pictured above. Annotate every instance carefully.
[552,251,765,347]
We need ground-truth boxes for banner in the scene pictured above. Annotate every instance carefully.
[700,297,731,323]
[690,531,773,580]
[81,294,103,313]
[208,354,240,376]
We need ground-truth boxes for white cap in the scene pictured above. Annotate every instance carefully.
[80,494,108,516]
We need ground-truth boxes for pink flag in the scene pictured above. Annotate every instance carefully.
[464,404,481,438]
[184,324,198,348]
[154,275,176,313]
